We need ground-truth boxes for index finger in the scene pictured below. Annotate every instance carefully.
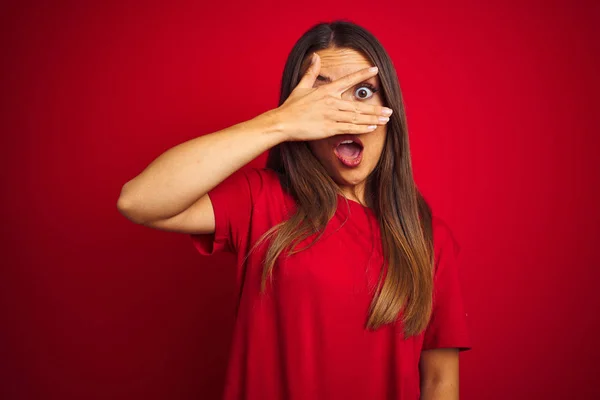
[328,66,379,94]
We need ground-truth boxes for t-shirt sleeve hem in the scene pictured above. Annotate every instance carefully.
[189,192,232,255]
[422,342,472,352]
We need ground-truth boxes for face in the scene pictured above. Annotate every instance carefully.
[307,47,387,203]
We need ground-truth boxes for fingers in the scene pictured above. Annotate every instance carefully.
[329,66,379,94]
[296,53,321,89]
[330,110,389,126]
[329,98,392,134]
[333,123,379,135]
[331,98,393,117]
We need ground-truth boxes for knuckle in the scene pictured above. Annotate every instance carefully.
[324,96,335,106]
[353,103,365,113]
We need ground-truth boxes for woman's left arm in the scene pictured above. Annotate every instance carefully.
[419,348,460,400]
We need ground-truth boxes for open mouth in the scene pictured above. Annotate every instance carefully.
[333,135,364,168]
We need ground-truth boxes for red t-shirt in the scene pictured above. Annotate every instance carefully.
[191,167,471,400]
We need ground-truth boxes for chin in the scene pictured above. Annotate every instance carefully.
[330,164,371,187]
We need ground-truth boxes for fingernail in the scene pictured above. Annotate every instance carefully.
[368,125,377,130]
[369,66,378,73]
[312,53,318,64]
[379,116,389,123]
[382,108,393,116]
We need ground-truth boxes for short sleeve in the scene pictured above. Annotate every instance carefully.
[422,218,472,351]
[189,167,269,256]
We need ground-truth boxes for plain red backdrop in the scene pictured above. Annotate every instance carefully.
[1,0,599,399]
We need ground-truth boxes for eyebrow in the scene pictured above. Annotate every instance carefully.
[315,74,378,87]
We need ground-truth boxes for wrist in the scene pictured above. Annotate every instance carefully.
[252,108,289,144]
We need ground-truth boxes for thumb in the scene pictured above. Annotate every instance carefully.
[296,53,321,89]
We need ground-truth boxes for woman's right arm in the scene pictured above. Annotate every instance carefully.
[116,54,390,234]
[116,111,286,233]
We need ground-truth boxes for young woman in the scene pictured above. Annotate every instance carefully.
[118,21,471,400]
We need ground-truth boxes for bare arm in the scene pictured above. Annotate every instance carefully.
[419,348,460,400]
[117,111,284,229]
[116,54,390,234]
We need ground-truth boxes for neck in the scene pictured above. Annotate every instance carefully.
[338,182,366,205]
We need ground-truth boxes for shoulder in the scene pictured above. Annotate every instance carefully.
[242,167,283,190]
[221,167,282,195]
[234,167,294,213]
[431,216,459,249]
[431,215,461,269]
[237,167,286,202]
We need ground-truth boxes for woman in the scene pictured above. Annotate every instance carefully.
[118,21,471,400]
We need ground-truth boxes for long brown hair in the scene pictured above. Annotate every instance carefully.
[260,21,434,338]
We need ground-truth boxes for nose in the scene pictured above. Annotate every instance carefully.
[340,89,355,101]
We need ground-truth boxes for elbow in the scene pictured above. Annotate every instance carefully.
[117,183,148,225]
[116,196,138,224]
[420,378,458,400]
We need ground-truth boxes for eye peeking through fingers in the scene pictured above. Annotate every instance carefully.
[354,83,379,101]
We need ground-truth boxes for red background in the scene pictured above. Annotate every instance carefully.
[2,1,599,399]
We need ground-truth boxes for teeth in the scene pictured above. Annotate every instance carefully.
[340,140,353,144]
